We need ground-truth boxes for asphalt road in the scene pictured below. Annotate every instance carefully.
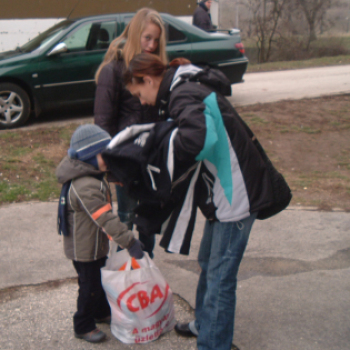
[1,202,349,350]
[228,64,350,106]
[10,64,350,131]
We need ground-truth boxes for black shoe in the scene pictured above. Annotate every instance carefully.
[232,344,240,350]
[95,316,111,324]
[75,328,106,343]
[174,322,197,337]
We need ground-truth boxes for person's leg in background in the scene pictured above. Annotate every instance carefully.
[195,213,257,350]
[116,185,137,230]
[116,185,155,258]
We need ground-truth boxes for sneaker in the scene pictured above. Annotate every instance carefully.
[74,328,106,343]
[174,322,198,337]
[175,322,240,350]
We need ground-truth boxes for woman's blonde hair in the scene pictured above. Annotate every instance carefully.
[95,8,167,82]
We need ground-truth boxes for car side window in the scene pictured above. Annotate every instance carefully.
[167,24,186,43]
[62,21,116,52]
[119,15,133,34]
[93,21,116,50]
[63,23,92,52]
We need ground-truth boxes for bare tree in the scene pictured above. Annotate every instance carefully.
[242,0,288,62]
[296,0,334,47]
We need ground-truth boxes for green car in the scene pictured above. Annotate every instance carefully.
[0,13,248,129]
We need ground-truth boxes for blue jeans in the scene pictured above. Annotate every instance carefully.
[116,185,155,258]
[195,213,257,350]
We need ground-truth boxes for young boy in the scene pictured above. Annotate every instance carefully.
[56,124,144,343]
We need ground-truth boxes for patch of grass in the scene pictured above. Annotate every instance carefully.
[1,162,20,171]
[329,121,341,127]
[241,112,259,118]
[278,125,321,134]
[321,171,350,181]
[0,132,21,140]
[336,154,350,169]
[31,179,60,201]
[246,55,350,73]
[250,116,269,125]
[300,126,321,134]
[33,154,56,167]
[329,109,350,117]
[8,146,32,158]
[0,181,31,202]
[59,125,77,144]
[297,170,350,182]
[292,196,309,205]
[0,125,77,204]
[313,36,350,50]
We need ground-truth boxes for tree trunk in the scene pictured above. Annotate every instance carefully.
[307,22,317,49]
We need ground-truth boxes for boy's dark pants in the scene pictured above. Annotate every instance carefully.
[72,257,111,334]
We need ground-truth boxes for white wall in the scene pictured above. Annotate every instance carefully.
[0,18,64,52]
[211,1,219,27]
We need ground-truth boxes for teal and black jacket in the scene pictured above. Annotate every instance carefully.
[159,64,273,221]
[103,65,274,255]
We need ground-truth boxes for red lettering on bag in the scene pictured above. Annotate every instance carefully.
[138,291,150,309]
[118,282,171,319]
[146,284,170,318]
[125,284,165,313]
[150,284,164,303]
[117,282,141,309]
[132,328,139,334]
[127,293,139,312]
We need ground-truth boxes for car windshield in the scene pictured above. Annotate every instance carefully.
[20,20,74,53]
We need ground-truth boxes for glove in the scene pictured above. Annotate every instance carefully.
[127,239,144,259]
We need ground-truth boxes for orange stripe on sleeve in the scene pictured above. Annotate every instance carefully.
[91,203,112,220]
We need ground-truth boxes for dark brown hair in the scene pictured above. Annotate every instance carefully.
[123,53,191,85]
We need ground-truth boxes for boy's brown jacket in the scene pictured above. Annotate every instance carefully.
[56,156,135,261]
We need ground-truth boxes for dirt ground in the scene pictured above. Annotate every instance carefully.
[1,94,350,210]
[236,94,350,211]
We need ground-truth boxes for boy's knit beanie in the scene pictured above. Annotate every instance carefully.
[68,124,111,167]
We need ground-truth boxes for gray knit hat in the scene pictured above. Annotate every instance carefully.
[68,124,111,162]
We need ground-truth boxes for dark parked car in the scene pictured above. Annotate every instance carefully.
[0,13,248,128]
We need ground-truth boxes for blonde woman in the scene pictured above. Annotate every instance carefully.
[94,8,167,258]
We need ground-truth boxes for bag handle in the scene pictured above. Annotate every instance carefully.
[119,258,141,271]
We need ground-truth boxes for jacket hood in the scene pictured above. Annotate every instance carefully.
[170,64,232,97]
[199,1,209,12]
[155,63,231,115]
[56,156,103,184]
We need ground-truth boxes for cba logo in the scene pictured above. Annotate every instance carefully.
[117,282,170,319]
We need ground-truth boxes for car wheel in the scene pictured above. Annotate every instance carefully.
[0,83,31,129]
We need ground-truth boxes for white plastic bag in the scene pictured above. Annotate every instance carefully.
[101,249,176,344]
